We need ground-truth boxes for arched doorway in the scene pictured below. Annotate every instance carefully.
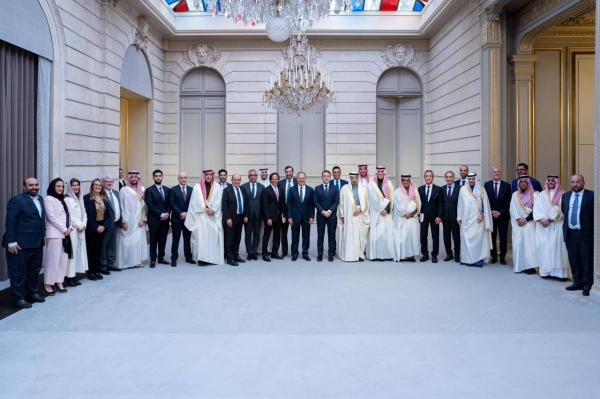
[376,67,424,185]
[179,67,226,181]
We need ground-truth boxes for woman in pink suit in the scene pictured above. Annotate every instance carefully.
[42,178,73,294]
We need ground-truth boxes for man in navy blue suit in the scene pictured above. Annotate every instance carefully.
[278,166,297,257]
[314,170,340,262]
[287,172,315,261]
[145,169,171,268]
[3,177,46,308]
[169,172,194,266]
[331,166,348,192]
[511,163,543,192]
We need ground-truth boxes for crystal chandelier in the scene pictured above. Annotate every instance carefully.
[263,33,335,117]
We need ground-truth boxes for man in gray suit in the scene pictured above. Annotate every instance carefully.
[242,169,264,260]
[101,175,123,273]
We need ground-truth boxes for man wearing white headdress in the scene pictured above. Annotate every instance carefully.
[358,164,370,188]
[258,168,270,187]
[117,170,148,269]
[366,166,395,261]
[457,172,493,267]
[393,174,421,262]
[509,175,539,274]
[185,169,224,265]
[533,174,569,280]
[337,172,369,262]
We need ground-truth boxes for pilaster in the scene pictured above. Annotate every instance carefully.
[592,0,600,299]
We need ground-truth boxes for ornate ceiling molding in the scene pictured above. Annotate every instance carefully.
[182,44,222,68]
[380,44,420,68]
[519,0,565,28]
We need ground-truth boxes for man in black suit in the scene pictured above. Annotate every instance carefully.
[441,171,461,262]
[241,169,263,260]
[418,170,443,263]
[222,174,249,266]
[562,174,595,296]
[118,168,126,190]
[278,165,297,257]
[456,165,469,187]
[331,166,348,192]
[145,169,171,268]
[102,175,123,273]
[261,172,284,261]
[314,170,340,262]
[511,163,543,192]
[169,172,193,266]
[3,178,47,308]
[287,172,315,261]
[484,166,511,265]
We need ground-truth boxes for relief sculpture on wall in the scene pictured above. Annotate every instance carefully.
[380,43,420,69]
[183,43,222,68]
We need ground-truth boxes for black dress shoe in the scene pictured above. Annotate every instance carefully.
[108,266,122,272]
[99,269,111,275]
[262,256,271,262]
[432,256,438,263]
[523,268,537,275]
[158,259,170,265]
[558,278,568,282]
[150,261,156,268]
[13,299,32,309]
[490,258,498,264]
[358,258,364,262]
[420,256,429,262]
[292,255,298,261]
[583,287,591,296]
[87,273,99,281]
[565,283,584,291]
[317,255,323,262]
[186,258,195,264]
[235,257,246,263]
[171,261,177,267]
[454,256,461,263]
[282,252,288,257]
[500,259,507,265]
[197,261,206,266]
[247,255,253,261]
[66,278,77,287]
[328,256,334,262]
[26,293,45,303]
[54,284,67,293]
[253,254,259,260]
[443,256,453,262]
[408,257,416,262]
[95,273,104,280]
[227,259,239,266]
[303,255,311,261]
[271,254,283,260]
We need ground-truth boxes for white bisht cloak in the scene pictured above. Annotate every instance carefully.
[533,190,568,277]
[509,191,538,272]
[117,186,149,268]
[457,184,493,265]
[64,196,88,275]
[336,184,369,262]
[366,180,396,260]
[185,183,224,265]
[392,187,421,260]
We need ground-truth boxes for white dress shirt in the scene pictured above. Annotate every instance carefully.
[106,189,121,221]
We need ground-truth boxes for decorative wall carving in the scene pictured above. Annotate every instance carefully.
[133,18,149,52]
[519,0,565,28]
[182,44,222,67]
[481,12,501,45]
[380,44,420,69]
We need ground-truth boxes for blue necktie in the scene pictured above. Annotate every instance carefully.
[570,193,579,227]
[236,188,243,214]
[251,184,255,199]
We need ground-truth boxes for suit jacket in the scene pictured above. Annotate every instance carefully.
[44,196,69,239]
[261,185,284,222]
[287,184,316,224]
[561,189,594,245]
[104,189,122,226]
[241,181,264,220]
[511,177,543,192]
[331,179,348,191]
[145,185,171,224]
[484,180,511,219]
[169,185,193,224]
[83,194,113,233]
[278,177,298,218]
[441,183,461,221]
[222,185,249,222]
[313,183,340,221]
[2,192,46,249]
[417,184,443,221]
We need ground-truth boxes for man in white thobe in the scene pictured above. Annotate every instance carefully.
[393,174,421,262]
[510,175,538,274]
[533,174,569,280]
[258,168,270,187]
[457,172,493,267]
[337,172,369,262]
[358,164,370,188]
[185,169,224,265]
[117,171,148,269]
[366,166,395,261]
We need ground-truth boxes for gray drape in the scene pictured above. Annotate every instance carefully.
[0,40,38,281]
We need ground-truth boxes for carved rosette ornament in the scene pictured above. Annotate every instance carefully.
[133,18,149,52]
[380,44,420,69]
[183,44,222,68]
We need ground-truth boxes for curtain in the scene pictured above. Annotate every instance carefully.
[0,39,38,281]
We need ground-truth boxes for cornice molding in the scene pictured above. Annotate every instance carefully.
[519,0,565,28]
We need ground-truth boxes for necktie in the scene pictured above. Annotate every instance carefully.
[570,193,579,227]
[251,184,255,199]
[461,181,465,186]
[108,191,114,207]
[182,186,187,201]
[301,186,304,202]
[447,185,452,198]
[159,186,164,200]
[426,186,430,201]
[286,180,291,197]
[236,187,243,214]
[494,182,498,199]
[274,187,279,201]
[325,184,328,195]
[335,181,339,190]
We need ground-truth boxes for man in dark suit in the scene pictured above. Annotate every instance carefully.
[169,171,193,266]
[456,165,469,187]
[2,177,46,308]
[222,174,249,266]
[562,174,595,296]
[331,166,349,193]
[287,172,315,261]
[314,170,340,262]
[145,169,171,268]
[261,172,284,261]
[511,163,543,192]
[118,168,126,190]
[418,170,443,263]
[278,165,297,257]
[241,169,264,260]
[441,171,461,262]
[102,175,123,273]
[484,166,512,265]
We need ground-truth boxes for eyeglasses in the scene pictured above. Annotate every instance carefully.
[249,174,257,177]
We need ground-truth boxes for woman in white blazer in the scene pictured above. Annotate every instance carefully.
[64,178,88,287]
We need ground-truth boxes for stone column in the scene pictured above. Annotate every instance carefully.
[508,54,538,172]
[480,7,502,181]
[593,0,599,297]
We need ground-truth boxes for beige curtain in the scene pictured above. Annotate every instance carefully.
[0,40,38,281]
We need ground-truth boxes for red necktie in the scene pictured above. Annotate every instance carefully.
[274,187,279,201]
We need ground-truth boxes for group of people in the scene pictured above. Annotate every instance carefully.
[2,162,595,309]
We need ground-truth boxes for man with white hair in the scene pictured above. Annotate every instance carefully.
[101,174,122,273]
[337,172,369,262]
[457,172,493,267]
[393,174,421,262]
[366,166,395,261]
[510,175,538,275]
[117,171,148,269]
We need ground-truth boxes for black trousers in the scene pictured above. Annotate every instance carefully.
[149,220,169,261]
[225,215,244,260]
[100,222,118,269]
[420,219,440,257]
[291,222,311,256]
[317,216,337,256]
[566,229,594,287]
[262,217,282,255]
[244,218,261,255]
[442,220,460,256]
[6,245,43,302]
[281,219,290,255]
[490,217,509,260]
[171,222,191,261]
[86,229,105,274]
